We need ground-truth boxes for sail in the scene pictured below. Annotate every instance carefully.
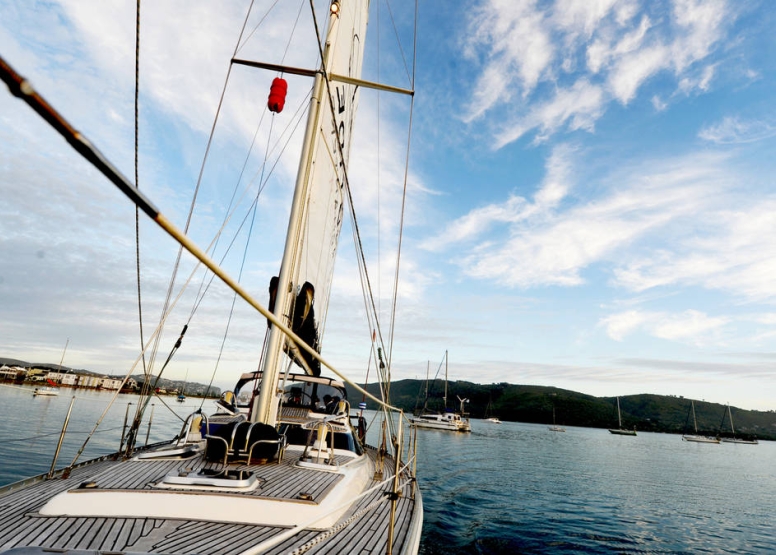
[255,0,369,423]
[285,0,368,374]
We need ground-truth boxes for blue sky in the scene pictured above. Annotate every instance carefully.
[2,0,776,411]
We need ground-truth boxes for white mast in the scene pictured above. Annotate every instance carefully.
[253,0,369,425]
[444,350,448,410]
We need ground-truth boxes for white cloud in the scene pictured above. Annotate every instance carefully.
[463,0,734,147]
[494,79,605,147]
[451,152,723,288]
[613,199,776,301]
[651,309,728,343]
[463,1,553,123]
[600,309,727,345]
[600,310,658,341]
[421,144,575,251]
[699,116,776,144]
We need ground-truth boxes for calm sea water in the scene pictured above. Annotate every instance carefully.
[416,420,776,554]
[1,385,774,554]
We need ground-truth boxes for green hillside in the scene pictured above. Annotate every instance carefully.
[346,380,776,441]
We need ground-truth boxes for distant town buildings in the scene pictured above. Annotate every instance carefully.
[0,365,128,391]
[0,364,217,397]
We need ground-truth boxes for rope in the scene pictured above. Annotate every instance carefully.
[133,0,147,378]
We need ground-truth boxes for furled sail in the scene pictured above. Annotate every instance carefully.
[255,0,369,423]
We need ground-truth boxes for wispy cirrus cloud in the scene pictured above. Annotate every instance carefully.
[445,151,729,288]
[699,116,776,144]
[600,309,728,345]
[428,145,776,304]
[420,144,575,251]
[463,0,734,148]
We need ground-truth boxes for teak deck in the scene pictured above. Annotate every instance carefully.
[0,447,419,555]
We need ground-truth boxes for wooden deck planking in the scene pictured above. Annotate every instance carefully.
[0,445,421,555]
[73,516,110,550]
[154,521,245,553]
[95,517,126,552]
[51,516,86,549]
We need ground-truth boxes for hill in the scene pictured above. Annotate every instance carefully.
[345,379,776,441]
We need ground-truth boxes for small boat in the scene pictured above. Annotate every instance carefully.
[548,405,565,432]
[410,351,471,432]
[608,397,637,436]
[177,369,187,402]
[720,404,758,445]
[411,409,471,432]
[484,399,501,423]
[682,400,720,443]
[32,386,59,397]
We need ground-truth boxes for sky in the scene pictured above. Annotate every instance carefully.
[2,0,776,411]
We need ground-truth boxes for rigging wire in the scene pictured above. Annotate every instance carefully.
[308,0,418,409]
[306,0,408,443]
[133,0,147,378]
[385,0,418,374]
[142,0,258,382]
[202,116,276,406]
[237,0,283,55]
[127,1,258,447]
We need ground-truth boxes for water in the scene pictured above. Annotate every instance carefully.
[0,384,205,486]
[1,385,774,554]
[417,421,776,554]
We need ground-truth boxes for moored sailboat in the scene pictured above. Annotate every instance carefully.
[0,1,423,553]
[682,399,720,444]
[608,397,637,436]
[548,405,565,432]
[720,404,758,445]
[484,399,501,423]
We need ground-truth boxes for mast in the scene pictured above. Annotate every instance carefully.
[424,361,429,398]
[252,0,369,425]
[617,397,622,428]
[728,404,735,435]
[692,400,698,433]
[444,350,448,410]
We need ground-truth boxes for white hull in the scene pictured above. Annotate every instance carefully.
[682,435,720,444]
[485,417,501,424]
[33,387,59,396]
[410,413,471,432]
[548,426,565,432]
[609,428,637,436]
[721,437,758,445]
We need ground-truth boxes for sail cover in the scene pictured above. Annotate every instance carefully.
[282,0,368,374]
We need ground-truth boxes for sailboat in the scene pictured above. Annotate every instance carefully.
[682,399,720,443]
[608,397,637,436]
[177,369,188,403]
[720,404,758,445]
[548,405,565,432]
[409,351,471,432]
[34,339,68,397]
[484,398,501,424]
[0,1,423,553]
